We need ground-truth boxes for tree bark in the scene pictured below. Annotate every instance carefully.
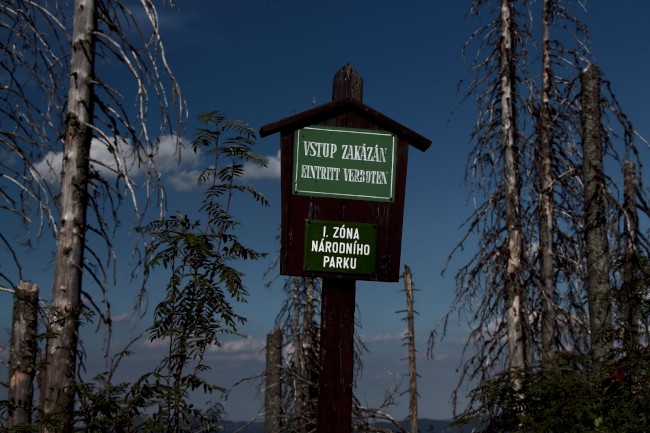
[500,0,527,381]
[538,0,557,365]
[301,278,318,432]
[622,161,639,350]
[8,282,39,429]
[291,277,304,432]
[41,1,96,431]
[403,266,418,433]
[580,64,611,368]
[265,328,283,433]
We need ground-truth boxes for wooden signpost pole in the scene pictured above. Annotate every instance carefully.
[318,278,355,433]
[317,65,362,433]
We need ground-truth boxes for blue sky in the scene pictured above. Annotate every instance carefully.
[2,0,650,423]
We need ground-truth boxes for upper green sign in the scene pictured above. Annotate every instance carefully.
[293,125,397,202]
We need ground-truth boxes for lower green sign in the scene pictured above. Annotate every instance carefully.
[303,219,377,275]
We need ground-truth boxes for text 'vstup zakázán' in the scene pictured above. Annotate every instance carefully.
[293,125,397,202]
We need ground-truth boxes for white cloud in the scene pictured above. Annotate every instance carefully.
[33,134,200,191]
[140,336,267,362]
[242,149,281,180]
[360,331,405,343]
[33,148,63,184]
[205,336,267,362]
[219,336,266,353]
[33,136,282,193]
[167,169,202,191]
[152,135,198,173]
[110,312,136,323]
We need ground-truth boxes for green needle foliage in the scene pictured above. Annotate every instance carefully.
[455,255,650,433]
[457,349,650,433]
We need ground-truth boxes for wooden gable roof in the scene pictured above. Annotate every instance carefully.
[260,98,431,152]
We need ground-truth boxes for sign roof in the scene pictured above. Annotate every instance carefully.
[260,97,432,152]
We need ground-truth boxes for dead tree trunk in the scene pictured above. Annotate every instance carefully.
[500,0,527,382]
[538,0,557,366]
[580,64,611,369]
[301,277,318,433]
[402,266,418,433]
[8,282,39,428]
[622,161,639,350]
[41,1,96,431]
[291,276,305,432]
[265,328,283,433]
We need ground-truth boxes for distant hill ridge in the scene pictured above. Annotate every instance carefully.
[219,418,469,433]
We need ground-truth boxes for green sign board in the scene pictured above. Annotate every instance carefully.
[303,219,377,275]
[294,125,396,202]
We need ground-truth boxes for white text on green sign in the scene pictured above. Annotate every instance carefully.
[303,220,377,274]
[294,125,396,202]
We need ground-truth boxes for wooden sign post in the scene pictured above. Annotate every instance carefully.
[261,64,430,433]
